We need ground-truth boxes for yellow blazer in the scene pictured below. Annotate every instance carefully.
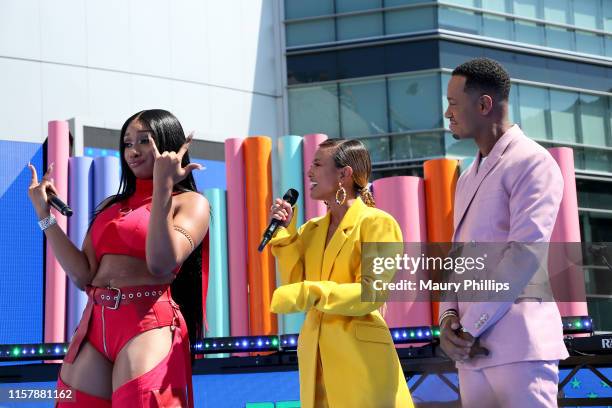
[270,198,414,408]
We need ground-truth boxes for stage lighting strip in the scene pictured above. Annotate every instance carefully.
[0,343,68,361]
[0,317,592,360]
[562,316,593,334]
[191,335,280,354]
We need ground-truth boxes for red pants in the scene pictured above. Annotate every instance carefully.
[56,285,193,407]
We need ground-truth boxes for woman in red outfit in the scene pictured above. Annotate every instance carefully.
[27,109,210,407]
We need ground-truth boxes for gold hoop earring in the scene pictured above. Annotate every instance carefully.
[335,183,347,205]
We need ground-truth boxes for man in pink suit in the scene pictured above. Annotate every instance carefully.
[439,58,569,407]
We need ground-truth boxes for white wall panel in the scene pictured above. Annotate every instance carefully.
[41,64,89,130]
[86,0,130,71]
[128,0,172,78]
[0,59,42,142]
[0,0,282,144]
[88,69,133,124]
[0,0,41,60]
[40,0,87,65]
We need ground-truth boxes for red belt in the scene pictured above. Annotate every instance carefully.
[64,284,172,363]
[88,285,172,309]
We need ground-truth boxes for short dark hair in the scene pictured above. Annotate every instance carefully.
[452,58,511,101]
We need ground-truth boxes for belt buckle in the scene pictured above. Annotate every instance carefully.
[107,286,122,310]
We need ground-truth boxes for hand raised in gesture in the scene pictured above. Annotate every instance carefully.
[27,162,59,218]
[149,133,203,189]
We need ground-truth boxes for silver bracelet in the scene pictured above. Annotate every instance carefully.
[439,309,459,326]
[38,214,57,231]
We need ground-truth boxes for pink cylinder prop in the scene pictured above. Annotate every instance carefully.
[45,121,70,343]
[225,138,249,336]
[302,134,328,220]
[373,176,431,329]
[548,147,588,317]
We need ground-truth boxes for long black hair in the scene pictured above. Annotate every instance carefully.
[93,109,204,345]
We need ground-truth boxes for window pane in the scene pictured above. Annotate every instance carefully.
[385,0,435,6]
[513,0,539,19]
[583,148,612,173]
[606,36,612,58]
[483,14,513,41]
[361,136,390,162]
[543,0,570,24]
[391,132,445,160]
[288,85,340,137]
[515,20,545,46]
[573,0,599,30]
[519,85,549,139]
[389,73,442,132]
[339,79,388,137]
[445,132,478,158]
[588,296,612,332]
[337,0,381,13]
[439,7,481,35]
[385,6,436,35]
[285,0,334,19]
[605,1,612,32]
[549,89,578,144]
[545,25,573,51]
[442,73,451,129]
[575,31,604,56]
[286,20,335,47]
[337,13,384,41]
[443,0,478,7]
[580,94,607,146]
[577,180,612,211]
[508,82,520,124]
[482,0,507,13]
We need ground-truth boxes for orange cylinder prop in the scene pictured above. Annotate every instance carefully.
[423,158,459,323]
[244,136,277,335]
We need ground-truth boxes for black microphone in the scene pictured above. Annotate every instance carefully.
[48,193,73,217]
[258,188,299,252]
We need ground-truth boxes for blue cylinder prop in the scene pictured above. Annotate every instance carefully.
[66,157,93,337]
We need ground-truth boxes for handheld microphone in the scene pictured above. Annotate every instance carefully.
[258,188,299,252]
[48,193,73,217]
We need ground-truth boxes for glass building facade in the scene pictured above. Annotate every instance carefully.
[284,0,612,330]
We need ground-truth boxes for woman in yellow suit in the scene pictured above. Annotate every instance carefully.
[268,139,414,408]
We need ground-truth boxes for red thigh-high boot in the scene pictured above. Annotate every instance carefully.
[55,375,111,407]
[111,326,192,407]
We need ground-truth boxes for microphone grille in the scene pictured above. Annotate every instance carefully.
[283,188,299,206]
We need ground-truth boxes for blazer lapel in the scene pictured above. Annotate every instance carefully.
[320,198,365,282]
[307,213,329,281]
[454,126,519,235]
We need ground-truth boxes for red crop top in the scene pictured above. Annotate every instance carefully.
[91,178,181,273]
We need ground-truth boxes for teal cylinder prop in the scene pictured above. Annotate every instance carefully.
[277,135,305,334]
[203,188,230,340]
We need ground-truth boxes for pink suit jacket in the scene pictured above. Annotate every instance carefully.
[441,124,569,369]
